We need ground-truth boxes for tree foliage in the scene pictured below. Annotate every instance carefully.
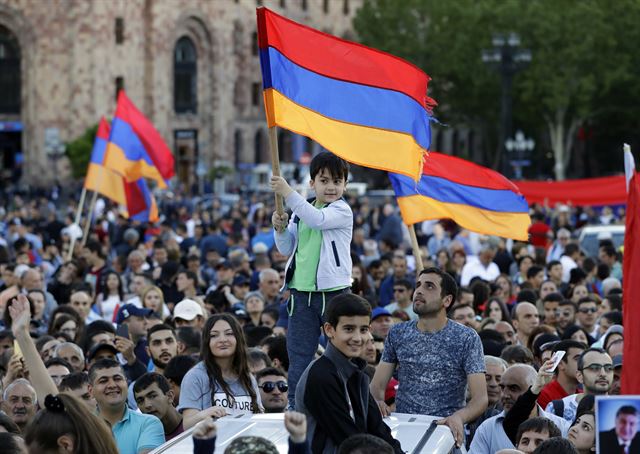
[65,123,99,179]
[354,0,640,179]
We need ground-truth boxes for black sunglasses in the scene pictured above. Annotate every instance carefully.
[259,381,288,393]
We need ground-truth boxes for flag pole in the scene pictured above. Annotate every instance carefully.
[408,223,424,274]
[66,187,87,261]
[81,190,98,247]
[268,126,284,215]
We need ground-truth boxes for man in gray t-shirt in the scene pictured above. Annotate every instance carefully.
[371,267,487,448]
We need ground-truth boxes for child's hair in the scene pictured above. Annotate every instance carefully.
[326,293,372,328]
[24,393,119,453]
[310,151,349,181]
[201,314,260,413]
[516,416,561,446]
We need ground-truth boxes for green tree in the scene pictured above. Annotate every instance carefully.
[354,0,640,179]
[65,123,99,179]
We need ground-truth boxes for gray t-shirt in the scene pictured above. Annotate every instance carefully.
[381,319,485,417]
[177,362,262,415]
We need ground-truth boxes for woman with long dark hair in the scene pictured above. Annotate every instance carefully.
[179,314,262,429]
[95,270,125,323]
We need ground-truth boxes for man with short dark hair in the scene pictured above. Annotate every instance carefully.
[89,358,164,454]
[515,417,561,453]
[371,267,487,448]
[542,293,563,328]
[537,340,586,409]
[555,300,577,335]
[45,357,72,387]
[256,367,288,413]
[526,266,545,292]
[575,297,599,339]
[599,405,640,453]
[163,355,197,406]
[450,304,478,331]
[133,372,184,441]
[384,279,416,321]
[59,372,97,411]
[146,323,177,375]
[599,243,622,280]
[296,294,402,453]
[512,302,540,347]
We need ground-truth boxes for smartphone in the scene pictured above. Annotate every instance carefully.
[13,340,22,358]
[116,324,129,340]
[548,350,566,372]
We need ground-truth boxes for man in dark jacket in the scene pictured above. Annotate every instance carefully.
[599,405,640,454]
[295,294,402,454]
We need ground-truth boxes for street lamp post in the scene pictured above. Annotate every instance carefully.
[482,33,531,177]
[505,130,535,180]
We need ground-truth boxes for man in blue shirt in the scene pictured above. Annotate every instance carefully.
[89,358,164,454]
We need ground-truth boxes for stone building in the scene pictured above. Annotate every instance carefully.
[0,0,361,188]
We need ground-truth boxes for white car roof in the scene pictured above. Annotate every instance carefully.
[150,413,462,454]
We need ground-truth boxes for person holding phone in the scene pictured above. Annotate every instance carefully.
[178,314,263,429]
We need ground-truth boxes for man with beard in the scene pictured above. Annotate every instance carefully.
[134,372,184,441]
[89,358,165,454]
[256,367,288,413]
[127,324,178,410]
[146,324,178,374]
[545,348,613,422]
[371,267,487,449]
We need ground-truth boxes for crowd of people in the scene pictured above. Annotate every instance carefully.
[0,150,631,454]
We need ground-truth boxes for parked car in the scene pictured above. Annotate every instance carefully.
[578,225,625,258]
[149,413,463,454]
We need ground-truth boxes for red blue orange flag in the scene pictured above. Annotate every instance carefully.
[389,152,531,240]
[84,117,159,223]
[103,90,174,188]
[257,7,436,181]
[84,117,127,205]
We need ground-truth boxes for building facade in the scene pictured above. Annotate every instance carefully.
[0,0,361,187]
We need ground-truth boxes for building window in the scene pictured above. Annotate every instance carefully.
[280,0,286,7]
[343,0,350,15]
[254,130,265,163]
[115,76,124,100]
[252,82,261,107]
[302,0,308,11]
[234,130,243,166]
[323,0,329,13]
[256,0,263,5]
[0,25,20,114]
[174,36,197,114]
[252,31,258,56]
[115,17,124,44]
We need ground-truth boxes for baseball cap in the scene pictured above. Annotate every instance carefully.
[371,307,392,321]
[233,275,250,286]
[613,354,623,368]
[115,304,153,325]
[174,299,204,321]
[87,343,119,362]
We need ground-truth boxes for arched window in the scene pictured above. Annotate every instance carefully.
[0,25,20,114]
[234,130,243,166]
[174,37,197,113]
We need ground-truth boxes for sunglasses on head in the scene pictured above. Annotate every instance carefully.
[259,380,288,393]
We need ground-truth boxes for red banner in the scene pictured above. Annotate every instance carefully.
[515,175,626,207]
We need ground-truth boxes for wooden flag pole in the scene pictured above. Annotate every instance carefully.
[66,187,87,261]
[268,126,285,215]
[408,223,424,274]
[81,190,98,247]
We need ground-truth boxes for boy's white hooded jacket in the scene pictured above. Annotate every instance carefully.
[274,191,353,291]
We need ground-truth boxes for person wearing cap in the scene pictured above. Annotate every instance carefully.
[173,299,205,330]
[115,304,153,370]
[370,307,393,340]
[231,275,251,301]
[610,354,623,395]
[87,342,119,368]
